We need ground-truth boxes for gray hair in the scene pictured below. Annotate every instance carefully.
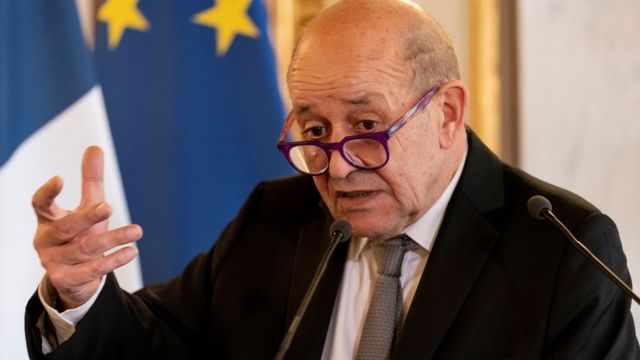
[402,12,460,94]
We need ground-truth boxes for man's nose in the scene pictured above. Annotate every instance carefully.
[327,148,357,179]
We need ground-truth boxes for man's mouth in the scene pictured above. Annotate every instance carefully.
[337,190,374,198]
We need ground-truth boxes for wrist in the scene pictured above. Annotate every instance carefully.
[45,276,99,311]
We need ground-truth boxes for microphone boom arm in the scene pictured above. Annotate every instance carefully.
[542,208,640,305]
[274,220,351,360]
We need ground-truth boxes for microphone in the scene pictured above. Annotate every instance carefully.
[274,219,352,360]
[527,195,640,304]
[526,195,552,220]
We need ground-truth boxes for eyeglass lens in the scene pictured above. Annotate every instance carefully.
[289,138,387,175]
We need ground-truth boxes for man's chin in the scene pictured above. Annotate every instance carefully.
[342,217,399,240]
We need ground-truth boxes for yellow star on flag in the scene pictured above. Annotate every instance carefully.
[98,0,150,49]
[192,0,260,56]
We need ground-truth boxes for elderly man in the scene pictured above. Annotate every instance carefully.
[25,0,638,358]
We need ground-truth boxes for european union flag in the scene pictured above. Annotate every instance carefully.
[94,0,290,284]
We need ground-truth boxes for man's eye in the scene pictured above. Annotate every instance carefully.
[355,119,379,132]
[302,126,327,139]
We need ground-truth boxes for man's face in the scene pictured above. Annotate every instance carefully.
[288,35,452,241]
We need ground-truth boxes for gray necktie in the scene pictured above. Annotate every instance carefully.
[356,235,414,360]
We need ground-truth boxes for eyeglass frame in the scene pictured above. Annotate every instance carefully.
[276,86,440,176]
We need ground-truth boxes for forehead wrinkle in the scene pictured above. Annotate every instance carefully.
[342,95,371,106]
[290,53,407,84]
[288,73,361,99]
[289,60,409,116]
[290,68,406,99]
[293,94,383,115]
[340,93,390,113]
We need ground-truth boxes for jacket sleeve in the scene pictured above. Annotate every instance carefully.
[24,181,269,360]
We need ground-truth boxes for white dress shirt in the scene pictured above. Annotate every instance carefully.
[38,274,106,353]
[321,150,467,359]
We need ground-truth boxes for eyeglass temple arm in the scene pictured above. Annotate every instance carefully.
[278,111,296,143]
[387,86,439,137]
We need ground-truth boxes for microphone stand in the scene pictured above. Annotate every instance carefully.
[540,207,640,305]
[274,220,351,360]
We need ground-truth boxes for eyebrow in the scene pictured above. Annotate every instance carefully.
[295,105,312,114]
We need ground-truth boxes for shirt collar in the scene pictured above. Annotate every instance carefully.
[353,148,468,259]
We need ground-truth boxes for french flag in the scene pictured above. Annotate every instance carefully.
[0,2,141,357]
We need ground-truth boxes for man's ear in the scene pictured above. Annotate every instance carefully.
[438,80,467,149]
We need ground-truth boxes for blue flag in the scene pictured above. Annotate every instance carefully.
[0,1,141,358]
[94,0,291,284]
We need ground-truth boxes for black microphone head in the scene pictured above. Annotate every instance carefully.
[329,219,352,243]
[527,195,552,220]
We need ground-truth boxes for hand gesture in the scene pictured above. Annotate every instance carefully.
[32,146,142,310]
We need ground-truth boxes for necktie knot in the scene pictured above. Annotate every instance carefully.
[374,235,413,277]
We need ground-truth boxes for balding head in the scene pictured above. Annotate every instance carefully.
[289,0,460,95]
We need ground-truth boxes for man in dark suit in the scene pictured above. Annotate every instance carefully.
[26,0,638,358]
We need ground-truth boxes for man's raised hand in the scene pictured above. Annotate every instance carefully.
[32,146,142,310]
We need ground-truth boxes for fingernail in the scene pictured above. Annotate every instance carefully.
[125,246,138,260]
[49,176,62,186]
[126,225,142,240]
[117,247,138,264]
[95,203,110,217]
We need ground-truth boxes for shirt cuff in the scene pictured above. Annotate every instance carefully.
[37,275,106,349]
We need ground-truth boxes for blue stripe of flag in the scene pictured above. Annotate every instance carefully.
[0,0,96,166]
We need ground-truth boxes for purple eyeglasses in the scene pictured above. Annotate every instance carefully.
[276,86,439,176]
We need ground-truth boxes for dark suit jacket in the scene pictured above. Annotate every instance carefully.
[25,131,639,359]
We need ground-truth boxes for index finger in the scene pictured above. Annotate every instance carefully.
[32,176,65,221]
[79,146,105,208]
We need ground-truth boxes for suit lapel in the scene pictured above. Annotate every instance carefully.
[394,129,505,359]
[284,215,350,359]
[393,193,499,359]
